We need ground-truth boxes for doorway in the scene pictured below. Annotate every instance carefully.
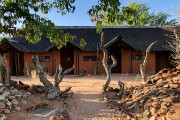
[10,51,24,76]
[155,52,173,72]
[108,46,121,73]
[60,47,74,74]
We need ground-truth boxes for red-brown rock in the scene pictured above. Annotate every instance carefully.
[49,116,58,120]
[169,83,179,89]
[159,68,169,74]
[152,102,161,109]
[172,76,180,83]
[176,65,180,70]
[150,107,158,114]
[167,70,173,74]
[158,108,168,115]
[172,71,180,76]
[162,73,172,78]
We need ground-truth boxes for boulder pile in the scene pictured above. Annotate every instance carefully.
[0,82,29,120]
[106,67,180,120]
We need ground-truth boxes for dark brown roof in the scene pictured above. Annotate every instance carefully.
[103,26,180,51]
[1,26,180,52]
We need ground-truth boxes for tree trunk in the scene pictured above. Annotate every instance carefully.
[118,81,124,94]
[103,70,111,91]
[0,54,10,85]
[100,32,117,91]
[140,41,157,84]
[32,55,74,99]
[25,62,31,77]
[140,64,146,83]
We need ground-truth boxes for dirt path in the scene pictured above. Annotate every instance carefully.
[68,81,118,120]
[60,75,141,120]
[11,75,141,120]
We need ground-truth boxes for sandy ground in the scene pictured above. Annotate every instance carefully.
[6,74,180,120]
[65,75,142,120]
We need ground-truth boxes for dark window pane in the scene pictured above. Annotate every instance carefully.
[39,56,50,62]
[132,55,143,60]
[83,56,98,61]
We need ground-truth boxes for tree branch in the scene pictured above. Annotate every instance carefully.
[109,55,117,70]
[54,65,74,86]
[143,41,157,67]
[54,64,63,84]
[140,41,157,83]
[100,32,108,69]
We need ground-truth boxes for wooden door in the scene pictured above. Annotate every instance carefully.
[108,47,121,73]
[60,47,74,74]
[155,52,173,72]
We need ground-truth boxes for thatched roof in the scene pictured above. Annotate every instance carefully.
[1,26,180,52]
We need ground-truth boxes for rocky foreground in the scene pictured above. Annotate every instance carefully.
[106,67,180,120]
[0,80,73,120]
[0,83,29,120]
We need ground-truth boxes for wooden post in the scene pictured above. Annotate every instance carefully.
[96,45,99,75]
[15,51,18,77]
[52,48,55,75]
[77,49,80,75]
[17,51,20,77]
[75,48,80,75]
[128,47,132,74]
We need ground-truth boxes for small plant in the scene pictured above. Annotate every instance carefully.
[123,83,128,93]
[31,84,36,88]
[166,30,180,66]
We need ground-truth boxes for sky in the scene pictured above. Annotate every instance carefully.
[44,0,180,26]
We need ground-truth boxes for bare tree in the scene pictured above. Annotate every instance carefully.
[140,41,157,84]
[32,55,74,99]
[0,54,10,85]
[100,32,117,91]
[174,2,180,23]
[166,30,180,66]
[25,62,31,77]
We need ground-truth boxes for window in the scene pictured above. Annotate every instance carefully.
[83,56,98,61]
[132,55,143,60]
[39,56,50,62]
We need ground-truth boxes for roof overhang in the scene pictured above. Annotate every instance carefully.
[45,41,84,51]
[104,35,137,49]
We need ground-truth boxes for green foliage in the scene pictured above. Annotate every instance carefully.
[0,0,76,48]
[149,12,178,26]
[121,2,150,26]
[51,32,76,49]
[102,2,178,26]
[80,39,86,47]
[31,84,36,87]
[0,35,10,40]
[0,0,121,47]
[88,0,121,33]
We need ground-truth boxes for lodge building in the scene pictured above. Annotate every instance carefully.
[0,26,179,76]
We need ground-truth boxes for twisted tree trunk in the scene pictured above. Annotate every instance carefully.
[100,32,117,91]
[25,62,31,77]
[32,55,74,99]
[140,41,157,84]
[0,54,10,85]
